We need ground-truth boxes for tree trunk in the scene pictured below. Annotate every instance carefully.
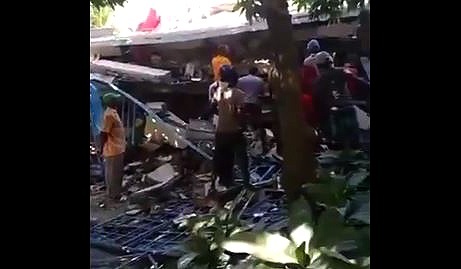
[264,0,317,202]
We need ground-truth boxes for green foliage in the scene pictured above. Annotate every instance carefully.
[221,196,369,269]
[217,150,369,269]
[176,150,369,269]
[309,150,370,225]
[90,0,126,10]
[233,0,367,23]
[177,210,251,269]
[90,5,113,28]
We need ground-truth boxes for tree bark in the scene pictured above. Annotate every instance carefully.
[264,0,317,202]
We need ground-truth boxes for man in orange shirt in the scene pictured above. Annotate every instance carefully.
[211,44,231,81]
[202,44,232,120]
[100,93,126,201]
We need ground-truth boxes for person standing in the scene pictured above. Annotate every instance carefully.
[300,39,321,128]
[211,44,231,81]
[201,44,232,121]
[237,66,267,152]
[312,51,341,130]
[303,39,321,65]
[312,51,359,146]
[100,93,126,202]
[213,65,250,191]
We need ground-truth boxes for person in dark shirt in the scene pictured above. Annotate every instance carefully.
[312,51,347,138]
[237,66,267,153]
[302,39,321,94]
[300,40,321,128]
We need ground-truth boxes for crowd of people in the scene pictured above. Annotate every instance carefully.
[97,38,370,201]
[207,40,370,191]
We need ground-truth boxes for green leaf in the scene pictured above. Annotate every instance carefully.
[177,252,199,269]
[295,242,310,267]
[213,228,226,245]
[353,257,370,268]
[186,236,210,254]
[308,253,364,269]
[348,203,369,225]
[186,215,215,233]
[254,262,283,269]
[345,192,370,225]
[347,171,368,187]
[190,263,209,269]
[233,2,244,12]
[310,208,356,250]
[318,247,356,265]
[304,175,347,207]
[289,197,314,248]
[222,232,298,264]
[354,227,370,257]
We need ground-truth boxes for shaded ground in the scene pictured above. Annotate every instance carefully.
[90,192,128,223]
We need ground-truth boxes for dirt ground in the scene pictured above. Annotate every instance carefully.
[90,192,128,223]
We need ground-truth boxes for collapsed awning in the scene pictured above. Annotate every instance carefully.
[90,9,360,48]
[90,59,171,83]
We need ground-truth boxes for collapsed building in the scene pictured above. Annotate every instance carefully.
[89,8,369,268]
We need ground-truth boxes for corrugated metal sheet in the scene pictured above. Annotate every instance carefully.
[91,10,359,48]
[90,60,171,83]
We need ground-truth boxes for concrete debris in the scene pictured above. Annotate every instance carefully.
[203,182,212,197]
[172,213,197,225]
[186,119,215,141]
[90,164,104,178]
[140,142,161,153]
[127,204,138,210]
[147,163,177,184]
[156,155,173,162]
[90,217,98,226]
[195,173,212,182]
[91,184,105,193]
[128,185,141,193]
[132,183,167,196]
[128,161,143,168]
[265,128,274,140]
[249,140,263,157]
[125,162,144,174]
[125,209,142,216]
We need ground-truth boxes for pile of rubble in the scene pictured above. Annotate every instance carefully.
[90,187,285,268]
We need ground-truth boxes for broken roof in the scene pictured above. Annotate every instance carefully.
[90,60,172,83]
[91,10,360,48]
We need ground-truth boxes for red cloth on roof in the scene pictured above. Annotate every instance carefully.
[137,8,161,32]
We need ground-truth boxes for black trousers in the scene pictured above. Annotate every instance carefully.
[271,105,282,155]
[201,102,218,120]
[214,131,250,187]
[242,103,267,151]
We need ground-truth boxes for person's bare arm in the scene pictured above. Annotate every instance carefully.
[100,113,113,153]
